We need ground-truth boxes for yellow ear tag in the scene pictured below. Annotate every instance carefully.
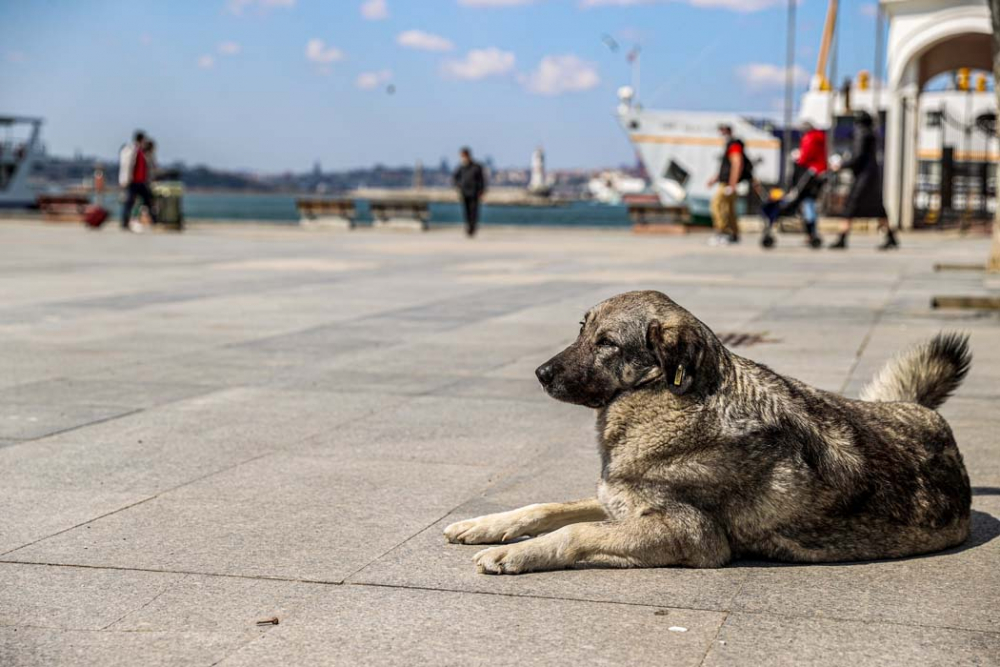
[674,365,686,386]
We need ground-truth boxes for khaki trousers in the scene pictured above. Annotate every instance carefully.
[710,186,738,238]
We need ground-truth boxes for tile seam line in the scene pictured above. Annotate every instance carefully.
[0,451,273,558]
[344,581,1000,636]
[0,381,229,451]
[696,610,729,667]
[838,271,906,395]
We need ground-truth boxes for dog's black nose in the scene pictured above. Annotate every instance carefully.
[535,363,555,386]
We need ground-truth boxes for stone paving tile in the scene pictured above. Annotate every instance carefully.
[7,455,496,583]
[0,387,400,496]
[0,379,212,410]
[217,585,727,667]
[108,575,327,632]
[297,393,594,468]
[0,562,176,631]
[0,626,251,667]
[729,497,1000,634]
[702,612,1000,667]
[0,402,138,441]
[0,487,145,556]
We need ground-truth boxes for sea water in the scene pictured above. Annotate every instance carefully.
[176,192,632,228]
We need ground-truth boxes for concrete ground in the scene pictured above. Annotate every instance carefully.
[1,219,998,666]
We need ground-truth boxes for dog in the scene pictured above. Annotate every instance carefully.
[444,290,972,575]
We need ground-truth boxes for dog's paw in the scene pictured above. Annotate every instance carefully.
[473,542,560,575]
[444,508,540,545]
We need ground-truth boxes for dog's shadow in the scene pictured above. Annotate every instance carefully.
[733,502,1000,570]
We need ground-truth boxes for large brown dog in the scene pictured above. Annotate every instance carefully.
[444,290,972,575]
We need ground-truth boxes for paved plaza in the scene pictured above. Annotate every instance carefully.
[1,219,998,666]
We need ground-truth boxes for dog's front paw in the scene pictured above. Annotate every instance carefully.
[472,542,558,575]
[444,508,540,545]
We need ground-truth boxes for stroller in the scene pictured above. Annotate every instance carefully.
[757,166,826,249]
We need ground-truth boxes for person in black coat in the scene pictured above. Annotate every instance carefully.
[453,147,486,237]
[829,111,898,250]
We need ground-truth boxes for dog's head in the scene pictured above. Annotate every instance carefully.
[534,290,721,408]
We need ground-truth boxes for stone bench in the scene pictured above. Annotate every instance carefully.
[370,199,430,231]
[296,197,357,230]
[627,203,693,234]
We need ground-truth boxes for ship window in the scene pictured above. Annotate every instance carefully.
[628,120,640,130]
[664,160,689,187]
[926,111,943,128]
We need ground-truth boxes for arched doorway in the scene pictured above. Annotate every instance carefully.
[883,0,994,229]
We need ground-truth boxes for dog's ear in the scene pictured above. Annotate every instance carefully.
[646,319,704,395]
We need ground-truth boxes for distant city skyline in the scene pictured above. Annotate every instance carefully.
[2,0,887,172]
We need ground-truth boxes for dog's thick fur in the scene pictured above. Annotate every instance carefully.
[444,290,973,575]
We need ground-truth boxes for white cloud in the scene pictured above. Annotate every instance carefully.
[442,48,515,80]
[520,54,600,95]
[228,0,295,14]
[397,29,454,52]
[306,39,344,64]
[197,54,215,69]
[217,41,242,55]
[361,0,389,19]
[736,62,809,91]
[458,0,539,6]
[580,0,785,11]
[357,69,393,89]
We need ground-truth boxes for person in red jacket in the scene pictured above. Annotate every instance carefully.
[795,121,827,247]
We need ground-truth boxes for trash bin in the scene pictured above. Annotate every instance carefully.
[152,181,184,230]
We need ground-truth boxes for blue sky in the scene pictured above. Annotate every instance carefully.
[0,0,884,171]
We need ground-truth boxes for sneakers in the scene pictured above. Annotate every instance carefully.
[807,235,823,249]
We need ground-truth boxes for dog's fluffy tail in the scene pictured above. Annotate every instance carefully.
[859,332,971,410]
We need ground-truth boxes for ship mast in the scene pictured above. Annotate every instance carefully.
[814,0,838,90]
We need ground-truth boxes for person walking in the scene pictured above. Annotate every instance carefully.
[118,130,157,232]
[829,111,897,250]
[453,147,486,237]
[706,125,748,245]
[795,121,827,248]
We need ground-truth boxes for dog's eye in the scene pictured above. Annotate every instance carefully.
[597,338,619,349]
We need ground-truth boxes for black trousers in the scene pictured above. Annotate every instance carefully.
[122,182,156,227]
[461,194,480,236]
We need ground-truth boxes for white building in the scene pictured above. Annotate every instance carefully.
[882,0,996,228]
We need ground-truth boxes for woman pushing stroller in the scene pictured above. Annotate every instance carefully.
[760,120,827,249]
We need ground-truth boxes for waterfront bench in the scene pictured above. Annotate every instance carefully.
[370,199,430,231]
[296,197,357,229]
[38,194,91,223]
[627,202,693,234]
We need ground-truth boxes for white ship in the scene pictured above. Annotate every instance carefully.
[616,90,781,215]
[0,116,43,208]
